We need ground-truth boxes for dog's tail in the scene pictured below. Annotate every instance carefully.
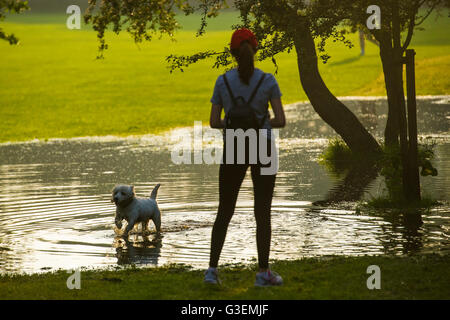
[150,183,161,200]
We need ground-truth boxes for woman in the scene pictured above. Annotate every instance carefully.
[205,28,286,286]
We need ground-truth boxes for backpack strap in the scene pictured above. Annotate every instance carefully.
[247,73,266,105]
[249,73,267,128]
[223,72,266,106]
[222,74,237,107]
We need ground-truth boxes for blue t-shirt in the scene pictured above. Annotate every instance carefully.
[210,68,282,132]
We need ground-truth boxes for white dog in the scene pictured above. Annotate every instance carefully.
[111,184,161,238]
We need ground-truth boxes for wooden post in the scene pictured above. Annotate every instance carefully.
[392,0,411,201]
[396,71,410,201]
[405,49,421,201]
[397,86,410,201]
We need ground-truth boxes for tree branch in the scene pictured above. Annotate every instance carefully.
[0,0,29,44]
[414,1,439,26]
[401,0,421,53]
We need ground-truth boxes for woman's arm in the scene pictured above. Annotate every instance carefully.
[210,104,225,129]
[269,98,286,128]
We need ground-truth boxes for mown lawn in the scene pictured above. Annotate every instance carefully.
[0,11,449,143]
[0,255,449,299]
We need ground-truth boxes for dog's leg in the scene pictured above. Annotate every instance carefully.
[142,221,151,243]
[115,209,123,229]
[123,219,136,239]
[142,221,149,235]
[152,213,161,234]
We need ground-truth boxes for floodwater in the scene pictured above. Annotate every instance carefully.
[0,96,449,274]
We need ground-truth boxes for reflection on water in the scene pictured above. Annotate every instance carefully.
[0,96,449,274]
[114,236,163,266]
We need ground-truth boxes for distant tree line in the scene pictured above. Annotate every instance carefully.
[23,0,88,12]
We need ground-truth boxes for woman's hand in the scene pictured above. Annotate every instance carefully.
[210,104,225,129]
[269,98,286,128]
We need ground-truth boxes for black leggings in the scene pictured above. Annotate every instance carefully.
[209,162,276,269]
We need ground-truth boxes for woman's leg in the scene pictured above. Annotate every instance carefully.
[251,164,276,271]
[209,163,248,268]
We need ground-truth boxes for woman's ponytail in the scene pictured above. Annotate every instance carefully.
[233,41,255,85]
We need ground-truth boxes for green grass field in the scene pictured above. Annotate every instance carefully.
[0,11,449,143]
[1,255,449,299]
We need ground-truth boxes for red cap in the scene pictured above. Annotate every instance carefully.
[230,28,258,50]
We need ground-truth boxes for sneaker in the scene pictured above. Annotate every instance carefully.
[254,270,283,287]
[204,268,220,285]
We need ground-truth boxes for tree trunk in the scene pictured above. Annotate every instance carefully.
[379,0,409,149]
[379,42,400,148]
[293,26,381,155]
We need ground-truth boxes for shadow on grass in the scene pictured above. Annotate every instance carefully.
[328,55,362,66]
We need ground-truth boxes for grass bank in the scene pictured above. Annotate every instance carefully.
[1,255,449,299]
[0,12,449,143]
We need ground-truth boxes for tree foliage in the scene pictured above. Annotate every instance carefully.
[314,0,449,53]
[85,0,448,71]
[84,0,199,58]
[0,0,29,44]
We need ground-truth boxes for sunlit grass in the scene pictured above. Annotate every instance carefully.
[0,255,448,299]
[0,12,449,143]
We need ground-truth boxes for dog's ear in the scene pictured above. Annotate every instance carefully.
[130,185,135,194]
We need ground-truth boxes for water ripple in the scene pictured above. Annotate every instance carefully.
[0,97,449,274]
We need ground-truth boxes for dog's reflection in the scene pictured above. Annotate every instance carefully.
[113,232,162,266]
